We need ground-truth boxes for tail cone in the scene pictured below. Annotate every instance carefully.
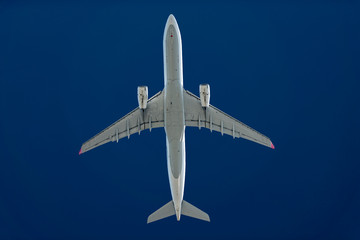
[176,208,181,221]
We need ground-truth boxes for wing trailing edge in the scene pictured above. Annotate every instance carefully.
[183,90,274,149]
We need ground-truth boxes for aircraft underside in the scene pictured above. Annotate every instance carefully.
[79,14,274,223]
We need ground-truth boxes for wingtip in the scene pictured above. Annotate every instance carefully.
[270,142,275,149]
[79,148,82,155]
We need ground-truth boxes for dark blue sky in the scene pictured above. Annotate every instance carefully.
[1,1,359,239]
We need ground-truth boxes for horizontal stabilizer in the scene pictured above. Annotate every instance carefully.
[182,200,210,222]
[147,201,175,224]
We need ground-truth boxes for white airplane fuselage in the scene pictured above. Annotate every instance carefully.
[163,15,185,221]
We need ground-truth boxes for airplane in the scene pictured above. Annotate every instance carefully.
[79,14,274,223]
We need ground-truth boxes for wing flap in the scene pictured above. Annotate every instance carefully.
[184,90,273,148]
[80,91,164,154]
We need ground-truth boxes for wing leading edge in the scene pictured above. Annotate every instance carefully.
[79,91,164,154]
[183,90,274,149]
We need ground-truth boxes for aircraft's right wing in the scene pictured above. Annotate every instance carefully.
[184,90,274,149]
[80,91,164,154]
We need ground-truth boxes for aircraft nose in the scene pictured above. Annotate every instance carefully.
[166,14,177,26]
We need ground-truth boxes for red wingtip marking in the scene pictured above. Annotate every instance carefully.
[271,142,275,149]
[79,148,82,155]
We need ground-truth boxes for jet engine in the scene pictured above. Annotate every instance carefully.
[199,84,210,107]
[137,86,148,109]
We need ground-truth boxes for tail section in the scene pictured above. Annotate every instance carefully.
[147,200,210,223]
[182,200,210,222]
[147,201,175,223]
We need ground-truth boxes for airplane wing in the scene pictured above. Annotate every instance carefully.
[80,91,164,154]
[183,90,274,149]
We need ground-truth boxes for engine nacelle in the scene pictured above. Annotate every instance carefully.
[137,86,148,109]
[199,84,210,107]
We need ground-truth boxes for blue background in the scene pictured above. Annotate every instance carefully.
[1,1,359,239]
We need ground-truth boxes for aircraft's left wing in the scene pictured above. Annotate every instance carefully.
[183,90,274,149]
[80,91,164,154]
